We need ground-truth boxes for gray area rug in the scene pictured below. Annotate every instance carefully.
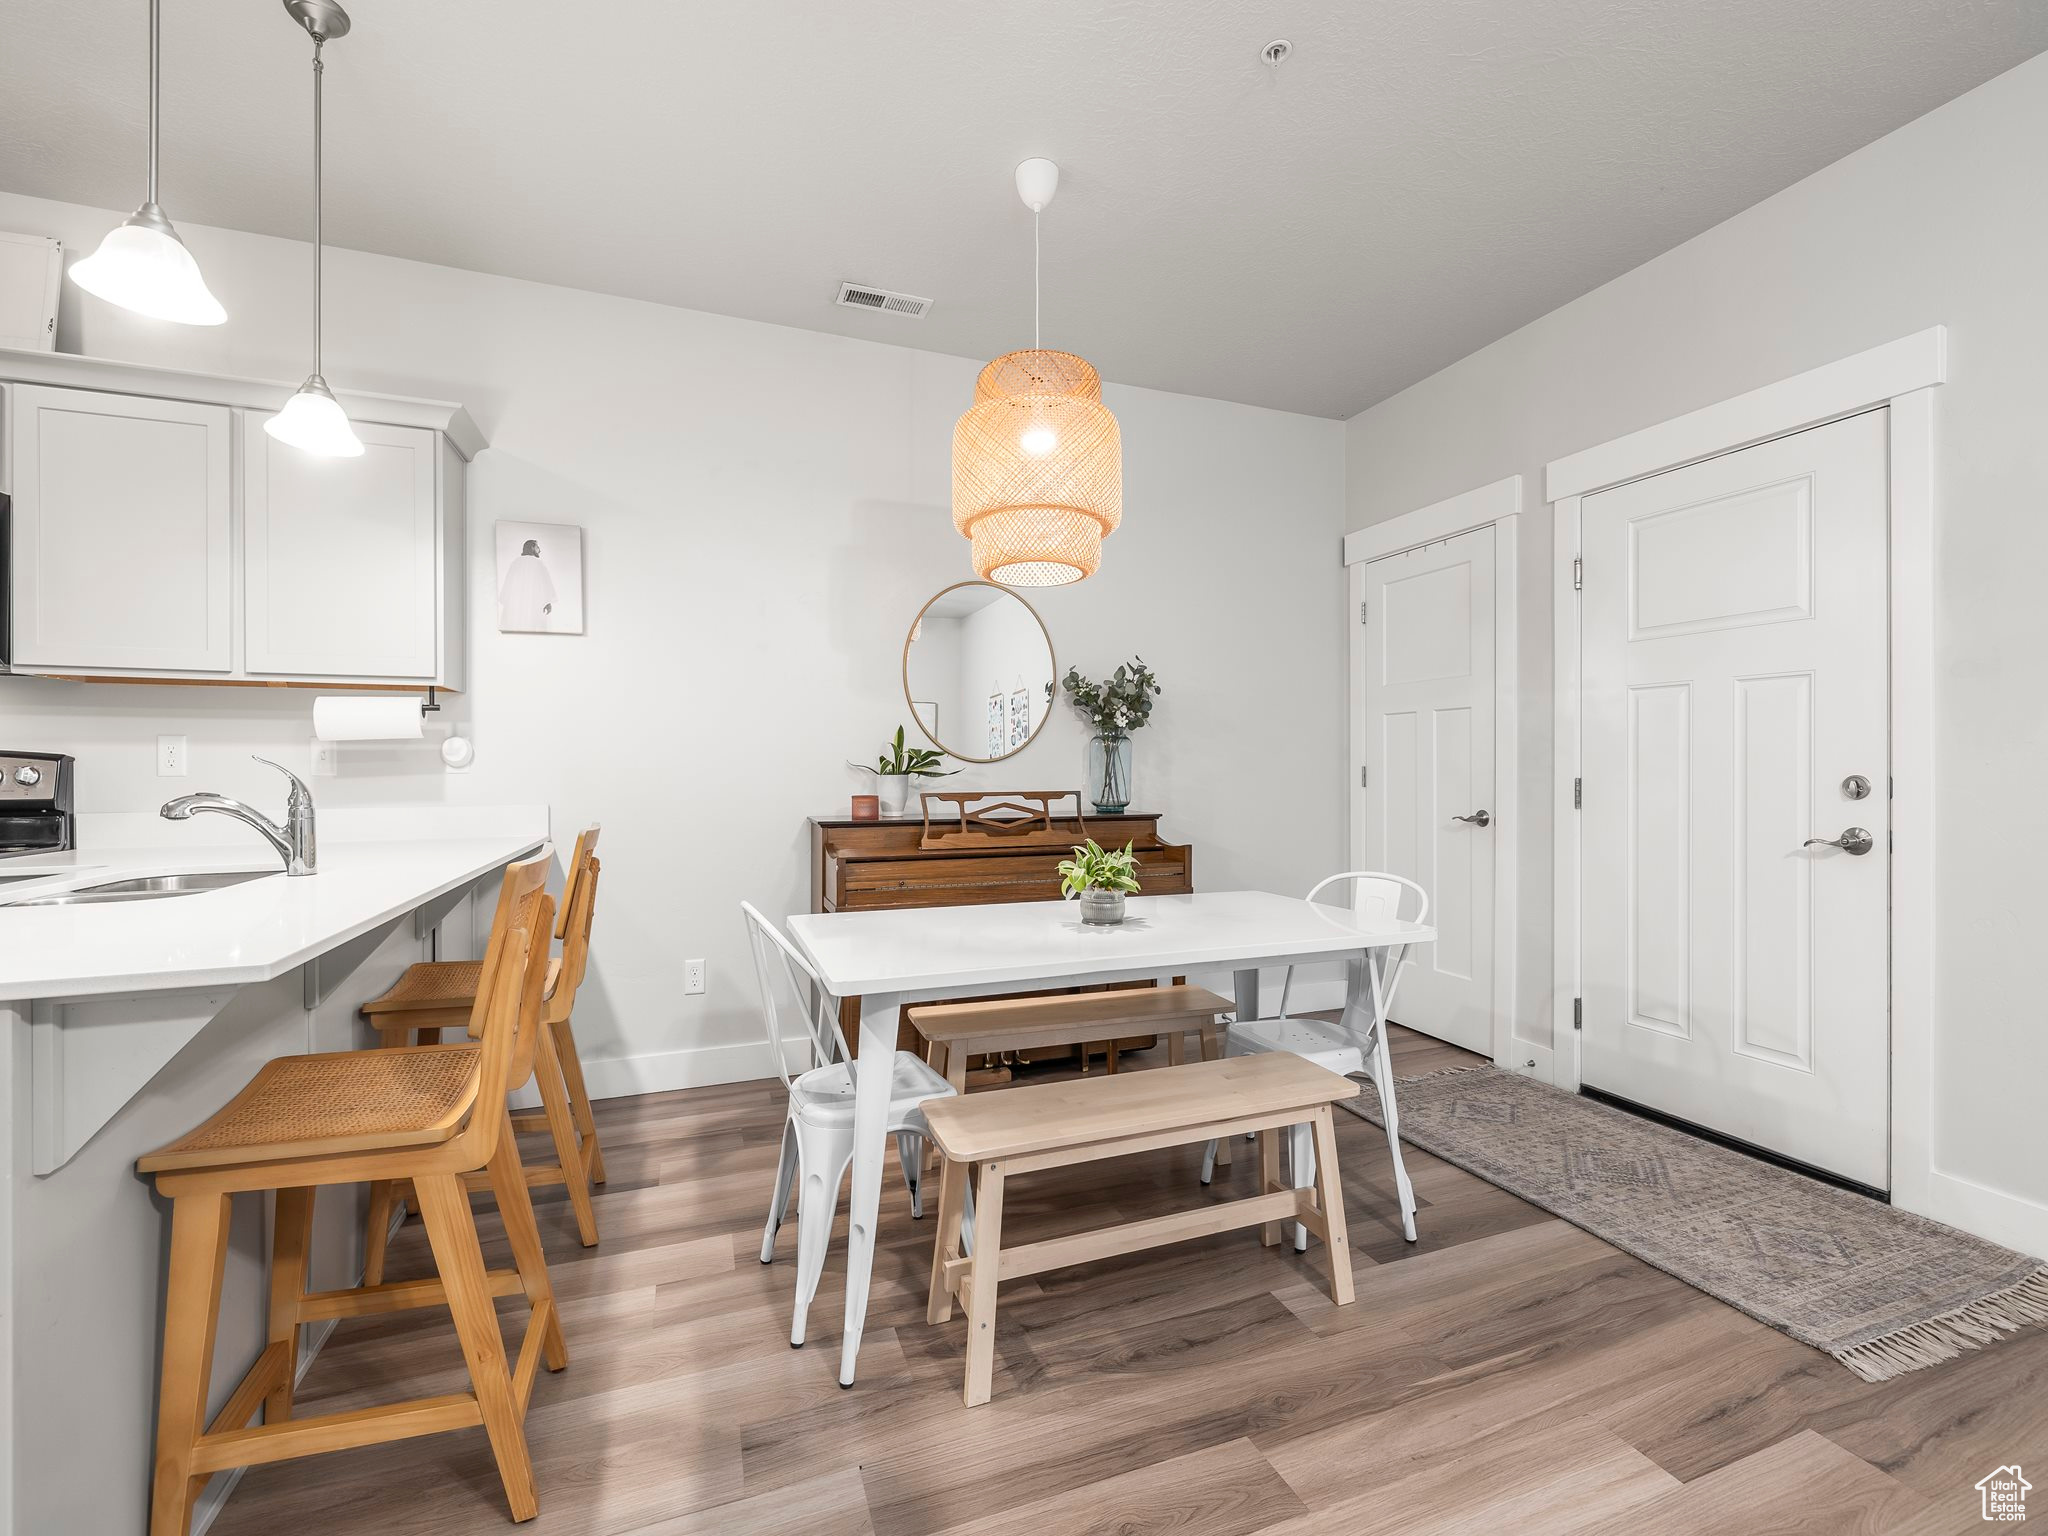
[1345,1065,2048,1381]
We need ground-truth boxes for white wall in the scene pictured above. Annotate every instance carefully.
[1344,53,2048,1253]
[0,188,1349,1090]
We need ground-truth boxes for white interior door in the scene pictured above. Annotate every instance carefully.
[1362,526,1495,1054]
[1579,409,1890,1189]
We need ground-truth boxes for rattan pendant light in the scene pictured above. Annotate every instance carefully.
[952,159,1121,587]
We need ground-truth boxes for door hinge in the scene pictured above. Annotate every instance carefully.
[1573,556,1583,591]
[1574,776,1582,809]
[1573,996,1583,1030]
[1360,765,1368,788]
[1359,600,1368,625]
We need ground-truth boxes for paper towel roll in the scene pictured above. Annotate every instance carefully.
[313,695,425,742]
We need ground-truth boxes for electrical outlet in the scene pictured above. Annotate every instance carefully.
[684,959,706,995]
[309,739,340,778]
[157,735,188,777]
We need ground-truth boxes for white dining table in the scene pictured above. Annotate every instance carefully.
[786,888,1438,1386]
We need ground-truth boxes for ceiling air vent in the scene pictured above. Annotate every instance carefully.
[836,281,932,319]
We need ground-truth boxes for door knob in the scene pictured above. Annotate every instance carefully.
[1453,810,1491,827]
[1803,827,1873,855]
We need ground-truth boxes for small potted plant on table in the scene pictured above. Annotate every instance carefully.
[1058,838,1142,925]
[856,726,954,816]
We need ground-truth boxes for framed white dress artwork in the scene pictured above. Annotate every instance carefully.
[495,521,584,633]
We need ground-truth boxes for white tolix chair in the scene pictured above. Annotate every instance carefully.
[1201,872,1428,1245]
[742,902,962,1347]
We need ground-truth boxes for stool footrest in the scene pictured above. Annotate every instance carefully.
[297,1267,522,1322]
[192,1393,484,1475]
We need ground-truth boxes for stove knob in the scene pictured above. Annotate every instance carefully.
[13,766,41,787]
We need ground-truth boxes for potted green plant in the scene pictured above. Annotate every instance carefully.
[1057,838,1142,925]
[1062,657,1161,814]
[853,726,955,816]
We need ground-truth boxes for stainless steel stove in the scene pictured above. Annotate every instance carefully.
[0,751,75,858]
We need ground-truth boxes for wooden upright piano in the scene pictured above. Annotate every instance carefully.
[808,798,1194,1059]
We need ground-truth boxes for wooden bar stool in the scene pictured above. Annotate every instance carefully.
[137,852,565,1535]
[361,826,606,1263]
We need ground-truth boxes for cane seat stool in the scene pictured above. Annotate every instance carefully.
[136,852,567,1536]
[360,826,607,1264]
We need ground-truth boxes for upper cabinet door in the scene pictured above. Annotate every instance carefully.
[243,417,440,679]
[7,385,234,672]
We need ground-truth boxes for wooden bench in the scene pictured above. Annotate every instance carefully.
[908,980,1233,1086]
[920,1053,1360,1406]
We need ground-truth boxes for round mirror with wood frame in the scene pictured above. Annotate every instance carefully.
[902,580,1057,764]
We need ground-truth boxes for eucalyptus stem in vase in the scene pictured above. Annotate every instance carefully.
[1062,657,1160,814]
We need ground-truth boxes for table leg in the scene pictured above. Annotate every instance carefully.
[838,990,900,1386]
[1351,952,1418,1241]
[1232,967,1260,1022]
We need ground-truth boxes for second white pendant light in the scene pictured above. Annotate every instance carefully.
[68,0,226,326]
[267,0,362,458]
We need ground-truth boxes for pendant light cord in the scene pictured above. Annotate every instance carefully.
[145,0,160,206]
[1033,207,1040,349]
[311,33,325,377]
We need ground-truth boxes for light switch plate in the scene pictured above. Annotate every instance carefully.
[157,735,188,777]
[684,959,706,995]
[309,739,339,778]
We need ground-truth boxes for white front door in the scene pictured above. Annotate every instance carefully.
[1362,525,1495,1054]
[1579,410,1890,1189]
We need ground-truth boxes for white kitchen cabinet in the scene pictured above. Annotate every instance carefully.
[242,414,457,682]
[4,383,234,673]
[0,350,482,688]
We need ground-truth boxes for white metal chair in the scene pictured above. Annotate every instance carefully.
[741,901,960,1347]
[1201,872,1429,1246]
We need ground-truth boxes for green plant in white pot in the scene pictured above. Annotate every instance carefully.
[1058,838,1142,925]
[857,726,955,816]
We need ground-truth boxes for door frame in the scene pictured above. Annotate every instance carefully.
[1343,475,1522,1070]
[1548,327,1942,1209]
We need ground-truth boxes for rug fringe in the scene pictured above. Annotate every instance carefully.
[1833,1268,2048,1382]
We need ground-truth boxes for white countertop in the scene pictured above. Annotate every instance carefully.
[0,806,548,1002]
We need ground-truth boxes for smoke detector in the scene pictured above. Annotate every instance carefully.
[835,281,933,319]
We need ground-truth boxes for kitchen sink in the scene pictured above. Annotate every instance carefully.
[7,870,276,907]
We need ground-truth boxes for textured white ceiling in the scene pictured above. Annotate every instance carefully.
[3,1,2043,417]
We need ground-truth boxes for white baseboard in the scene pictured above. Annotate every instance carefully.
[1911,1171,2048,1262]
[510,1034,807,1107]
[532,981,1370,1111]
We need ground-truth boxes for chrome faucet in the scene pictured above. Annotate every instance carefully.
[161,756,318,875]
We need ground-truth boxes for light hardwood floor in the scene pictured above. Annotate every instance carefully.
[210,1026,2048,1536]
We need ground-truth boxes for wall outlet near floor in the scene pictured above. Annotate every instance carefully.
[156,734,188,777]
[309,739,340,777]
[684,959,706,995]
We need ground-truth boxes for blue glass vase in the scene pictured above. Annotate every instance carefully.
[1087,732,1133,814]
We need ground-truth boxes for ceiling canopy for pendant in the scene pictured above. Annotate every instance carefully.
[951,159,1122,587]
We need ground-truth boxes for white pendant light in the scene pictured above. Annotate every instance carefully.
[68,0,226,325]
[266,0,363,458]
